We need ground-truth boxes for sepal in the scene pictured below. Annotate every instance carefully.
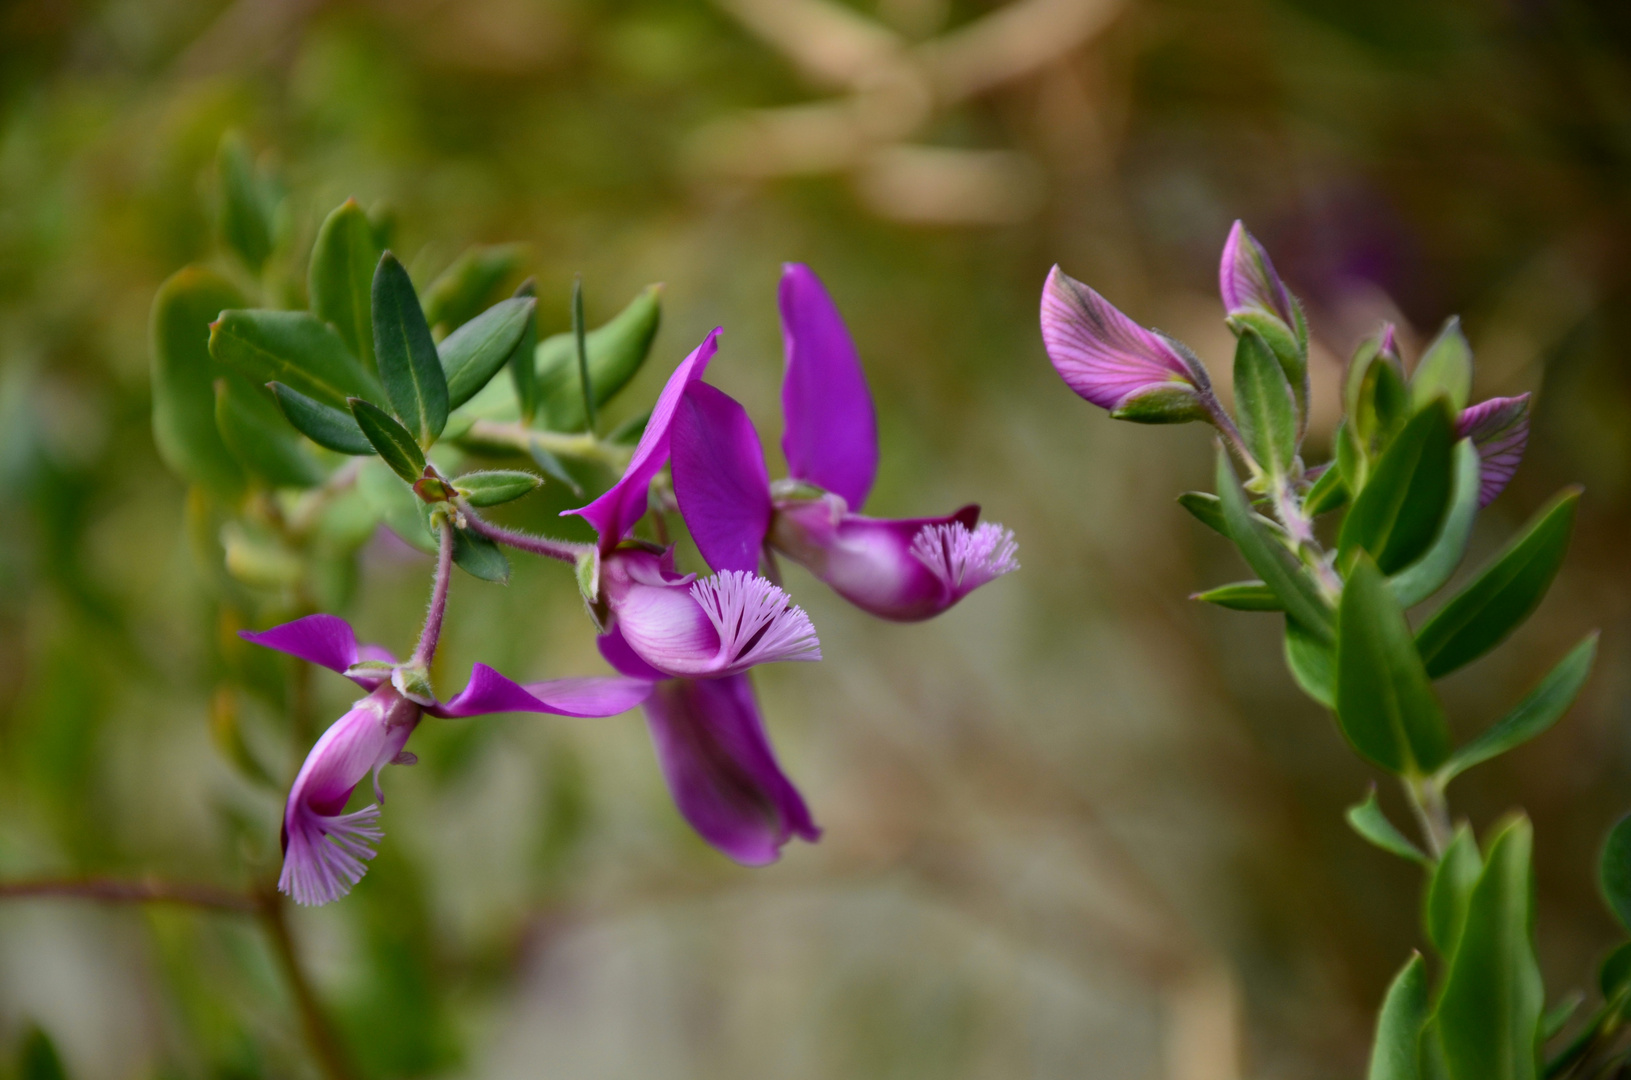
[1108,383,1209,424]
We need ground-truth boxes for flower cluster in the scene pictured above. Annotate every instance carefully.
[238,262,1017,904]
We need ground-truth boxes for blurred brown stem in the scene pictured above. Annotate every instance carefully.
[0,877,355,1080]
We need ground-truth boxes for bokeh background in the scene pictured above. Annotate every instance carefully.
[2,0,1631,1076]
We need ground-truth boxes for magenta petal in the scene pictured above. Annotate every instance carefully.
[779,264,878,511]
[430,663,652,718]
[1041,266,1205,412]
[770,502,1017,622]
[1219,220,1294,325]
[597,625,669,681]
[673,382,773,574]
[241,614,360,675]
[563,328,721,548]
[644,673,819,866]
[1459,394,1531,506]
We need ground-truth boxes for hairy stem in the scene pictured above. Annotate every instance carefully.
[464,512,589,565]
[413,520,455,666]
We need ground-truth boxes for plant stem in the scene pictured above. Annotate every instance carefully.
[572,274,596,434]
[413,520,455,666]
[256,885,356,1080]
[461,420,632,472]
[1402,774,1454,860]
[464,512,589,565]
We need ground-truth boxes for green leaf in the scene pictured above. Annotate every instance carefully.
[1439,633,1598,783]
[209,309,383,410]
[451,525,509,583]
[1194,581,1281,611]
[216,131,275,273]
[1416,489,1581,679]
[1348,787,1430,865]
[268,382,373,454]
[1599,942,1631,999]
[1368,953,1430,1080]
[1434,815,1543,1080]
[536,284,662,431]
[1285,617,1335,708]
[421,243,526,332]
[1337,418,1369,498]
[439,297,535,409]
[509,278,540,422]
[1233,327,1298,476]
[1216,450,1334,642]
[1178,491,1227,537]
[214,378,326,488]
[1391,440,1481,608]
[454,469,541,507]
[1600,815,1631,934]
[372,252,449,446]
[308,198,383,371]
[18,1024,69,1080]
[1539,994,1582,1044]
[1340,402,1456,575]
[1427,825,1483,958]
[1228,309,1307,427]
[1336,554,1451,774]
[1412,317,1474,413]
[149,266,246,499]
[350,397,425,483]
[1306,464,1348,516]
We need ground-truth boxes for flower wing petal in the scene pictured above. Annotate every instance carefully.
[1459,394,1530,506]
[779,264,878,510]
[1041,266,1201,411]
[430,663,653,718]
[240,614,360,675]
[673,382,773,575]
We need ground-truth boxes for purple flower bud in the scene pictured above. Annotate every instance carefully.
[1219,220,1295,328]
[1458,394,1531,506]
[598,629,820,866]
[1040,266,1212,419]
[600,547,820,678]
[769,496,1018,622]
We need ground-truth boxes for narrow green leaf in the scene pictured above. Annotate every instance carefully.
[572,275,596,432]
[421,243,525,332]
[1178,491,1227,537]
[1335,554,1450,774]
[536,284,662,431]
[1216,450,1334,642]
[451,526,509,583]
[1348,788,1431,866]
[1285,617,1335,708]
[1427,826,1483,958]
[150,266,246,498]
[216,131,274,273]
[1305,464,1349,516]
[1233,327,1298,476]
[1391,440,1481,608]
[1340,402,1456,575]
[372,251,449,446]
[1435,815,1543,1080]
[1412,317,1474,412]
[1599,815,1631,934]
[439,297,535,409]
[1337,418,1369,498]
[308,198,383,370]
[350,397,425,483]
[1368,953,1430,1080]
[1416,489,1581,679]
[1539,993,1583,1043]
[1361,355,1411,452]
[209,309,383,410]
[1599,942,1631,999]
[1194,581,1281,611]
[1228,309,1307,427]
[1439,633,1598,783]
[18,1024,68,1080]
[268,382,373,455]
[454,469,541,507]
[510,278,540,422]
[214,378,326,488]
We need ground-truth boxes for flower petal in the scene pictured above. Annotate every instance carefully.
[673,382,773,574]
[643,673,819,866]
[240,614,359,675]
[597,625,669,681]
[1219,220,1294,325]
[1041,266,1205,411]
[429,663,652,718]
[779,264,878,511]
[1459,394,1530,506]
[563,328,721,548]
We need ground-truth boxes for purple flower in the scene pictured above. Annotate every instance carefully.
[599,626,819,866]
[1458,394,1531,506]
[671,264,1018,622]
[1040,265,1214,422]
[243,614,652,905]
[1219,219,1296,328]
